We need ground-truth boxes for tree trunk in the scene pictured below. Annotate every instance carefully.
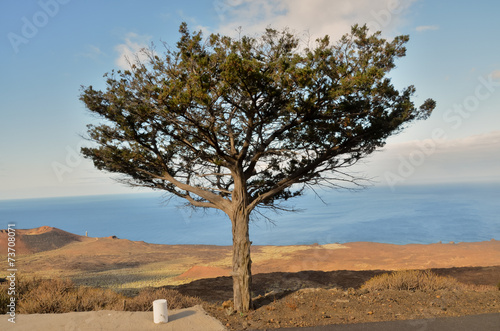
[230,169,253,312]
[231,205,252,312]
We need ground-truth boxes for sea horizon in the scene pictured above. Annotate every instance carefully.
[1,182,499,246]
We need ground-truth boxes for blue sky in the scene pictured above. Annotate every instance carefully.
[1,0,499,200]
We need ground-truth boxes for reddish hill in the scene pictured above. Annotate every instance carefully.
[1,226,499,288]
[0,226,87,254]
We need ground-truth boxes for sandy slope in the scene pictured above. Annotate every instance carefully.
[1,226,499,287]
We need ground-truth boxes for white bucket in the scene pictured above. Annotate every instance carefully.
[153,299,168,323]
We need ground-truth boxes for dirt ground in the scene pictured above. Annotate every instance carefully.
[2,227,499,287]
[1,227,499,330]
[190,267,500,330]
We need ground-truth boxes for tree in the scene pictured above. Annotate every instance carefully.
[80,23,435,312]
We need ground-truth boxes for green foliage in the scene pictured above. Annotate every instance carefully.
[80,23,435,213]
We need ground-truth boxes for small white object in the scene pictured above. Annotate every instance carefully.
[153,299,168,324]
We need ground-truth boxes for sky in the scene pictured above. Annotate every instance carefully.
[1,0,499,200]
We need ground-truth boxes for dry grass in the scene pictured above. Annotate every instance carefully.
[0,282,10,312]
[123,287,202,311]
[16,277,125,314]
[1,270,496,315]
[361,269,463,292]
[0,275,201,314]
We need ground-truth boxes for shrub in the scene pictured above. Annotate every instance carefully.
[19,277,74,313]
[1,276,201,314]
[0,282,10,314]
[361,270,463,292]
[18,277,125,314]
[73,286,125,311]
[124,287,202,311]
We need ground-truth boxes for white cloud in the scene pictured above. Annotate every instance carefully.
[491,70,500,79]
[78,44,104,60]
[367,131,500,186]
[114,33,153,69]
[415,25,439,32]
[215,0,418,41]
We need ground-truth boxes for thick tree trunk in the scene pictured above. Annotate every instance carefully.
[231,208,252,312]
[230,169,252,312]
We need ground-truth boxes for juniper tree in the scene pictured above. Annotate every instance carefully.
[80,23,435,312]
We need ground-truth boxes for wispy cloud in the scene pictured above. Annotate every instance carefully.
[415,25,439,32]
[370,131,500,185]
[114,32,153,69]
[491,70,500,79]
[78,45,104,60]
[215,0,418,41]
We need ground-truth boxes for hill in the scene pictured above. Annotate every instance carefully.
[1,226,499,289]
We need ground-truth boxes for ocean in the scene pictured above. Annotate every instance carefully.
[0,183,498,246]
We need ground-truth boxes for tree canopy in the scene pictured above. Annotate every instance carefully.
[80,23,435,311]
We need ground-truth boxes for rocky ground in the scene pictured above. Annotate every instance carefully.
[171,267,500,330]
[1,227,499,330]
